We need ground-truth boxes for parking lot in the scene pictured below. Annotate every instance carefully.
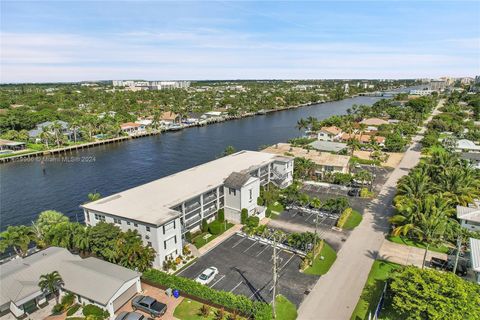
[178,233,319,307]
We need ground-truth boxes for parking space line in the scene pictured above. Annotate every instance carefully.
[279,253,295,272]
[249,287,263,299]
[230,281,243,292]
[232,237,246,248]
[243,240,258,253]
[209,275,226,288]
[255,244,271,257]
[175,260,197,276]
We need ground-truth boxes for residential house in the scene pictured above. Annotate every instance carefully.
[81,151,294,268]
[0,139,26,152]
[308,140,348,153]
[0,247,141,318]
[203,111,224,119]
[317,126,342,141]
[159,112,181,125]
[28,121,77,142]
[469,238,480,284]
[454,139,480,153]
[360,118,389,127]
[340,133,385,146]
[457,201,480,232]
[120,122,145,135]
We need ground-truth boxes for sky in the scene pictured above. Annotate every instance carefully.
[1,1,479,83]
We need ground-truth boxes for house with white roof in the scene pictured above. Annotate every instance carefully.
[317,126,343,141]
[81,151,293,268]
[0,247,141,318]
[457,201,480,232]
[454,139,480,153]
[469,238,480,284]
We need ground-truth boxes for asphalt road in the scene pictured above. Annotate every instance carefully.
[297,99,444,320]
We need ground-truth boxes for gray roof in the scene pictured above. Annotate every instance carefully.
[457,205,480,223]
[224,172,252,189]
[0,247,140,306]
[309,140,348,153]
[28,121,70,138]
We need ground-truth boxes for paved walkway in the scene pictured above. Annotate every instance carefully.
[198,224,242,255]
[378,240,447,267]
[297,100,444,320]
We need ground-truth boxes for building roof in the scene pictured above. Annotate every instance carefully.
[341,133,385,144]
[456,139,480,151]
[309,140,348,153]
[28,121,70,137]
[160,112,179,121]
[0,247,140,306]
[469,238,480,272]
[120,122,143,129]
[224,172,252,189]
[360,118,389,126]
[82,151,289,225]
[319,126,342,136]
[457,205,480,223]
[262,143,350,168]
[0,139,26,146]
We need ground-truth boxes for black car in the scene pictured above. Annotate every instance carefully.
[348,188,361,197]
[131,296,167,318]
[430,257,468,276]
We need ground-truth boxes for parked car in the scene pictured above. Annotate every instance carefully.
[195,266,219,285]
[131,296,167,318]
[116,312,150,320]
[430,257,448,269]
[348,188,361,197]
[430,257,468,276]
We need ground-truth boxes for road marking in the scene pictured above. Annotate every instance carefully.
[243,240,258,253]
[232,237,246,248]
[249,287,263,299]
[175,260,197,276]
[279,253,295,272]
[256,244,271,257]
[210,275,225,288]
[230,281,243,292]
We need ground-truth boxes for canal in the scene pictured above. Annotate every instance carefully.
[1,96,383,228]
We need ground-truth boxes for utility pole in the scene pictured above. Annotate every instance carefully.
[453,234,462,274]
[272,234,278,319]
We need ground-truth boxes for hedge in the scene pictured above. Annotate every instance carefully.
[143,269,272,319]
[246,216,259,228]
[82,304,109,320]
[337,208,352,229]
[218,209,225,222]
[241,209,248,224]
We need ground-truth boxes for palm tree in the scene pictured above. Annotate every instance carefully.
[39,126,51,148]
[395,168,431,200]
[38,271,64,304]
[0,225,35,257]
[296,118,308,131]
[87,191,101,202]
[73,227,90,255]
[436,167,480,206]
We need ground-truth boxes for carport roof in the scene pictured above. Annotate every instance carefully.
[469,238,480,272]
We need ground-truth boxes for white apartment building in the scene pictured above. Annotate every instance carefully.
[81,151,293,268]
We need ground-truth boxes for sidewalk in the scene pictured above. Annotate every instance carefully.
[197,224,243,255]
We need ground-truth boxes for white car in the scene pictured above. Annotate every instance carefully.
[195,267,218,285]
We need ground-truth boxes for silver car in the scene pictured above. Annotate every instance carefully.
[115,312,149,320]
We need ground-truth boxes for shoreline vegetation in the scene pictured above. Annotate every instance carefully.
[0,80,415,163]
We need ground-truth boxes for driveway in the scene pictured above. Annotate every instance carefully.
[378,240,447,267]
[116,283,184,320]
[297,100,444,320]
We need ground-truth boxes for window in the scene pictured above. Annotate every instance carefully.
[145,235,150,240]
[94,214,105,221]
[163,220,176,234]
[147,242,152,247]
[229,188,236,196]
[113,218,121,224]
[249,189,253,201]
[127,221,131,225]
[164,235,177,249]
[146,226,151,232]
[134,223,138,227]
[86,212,90,223]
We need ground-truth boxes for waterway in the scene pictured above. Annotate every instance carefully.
[1,96,384,228]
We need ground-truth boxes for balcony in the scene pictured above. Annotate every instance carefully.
[185,201,201,213]
[203,193,217,204]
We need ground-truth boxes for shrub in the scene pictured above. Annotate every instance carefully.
[215,308,225,320]
[360,187,373,198]
[201,219,208,232]
[265,208,272,218]
[61,293,75,308]
[143,269,272,319]
[209,220,224,235]
[257,197,264,206]
[241,209,248,224]
[217,209,225,222]
[245,216,259,228]
[199,304,210,317]
[82,304,108,319]
[337,208,352,229]
[52,304,64,314]
[185,231,192,242]
[183,245,191,255]
[67,304,81,317]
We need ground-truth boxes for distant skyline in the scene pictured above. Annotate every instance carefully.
[1,1,479,83]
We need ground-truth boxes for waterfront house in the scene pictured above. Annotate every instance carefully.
[360,118,389,127]
[340,133,386,146]
[28,121,77,142]
[309,140,348,153]
[457,201,480,232]
[120,122,145,135]
[262,143,350,175]
[317,126,343,141]
[0,139,26,152]
[203,111,224,119]
[159,111,181,124]
[81,150,294,269]
[0,247,141,318]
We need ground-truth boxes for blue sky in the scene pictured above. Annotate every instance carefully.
[1,1,479,82]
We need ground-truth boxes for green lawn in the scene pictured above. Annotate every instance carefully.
[386,235,450,254]
[342,210,363,230]
[268,201,284,214]
[274,295,297,320]
[173,299,244,320]
[303,242,337,275]
[192,222,234,249]
[350,260,402,320]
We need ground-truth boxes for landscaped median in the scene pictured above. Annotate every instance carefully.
[302,240,337,276]
[336,208,362,230]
